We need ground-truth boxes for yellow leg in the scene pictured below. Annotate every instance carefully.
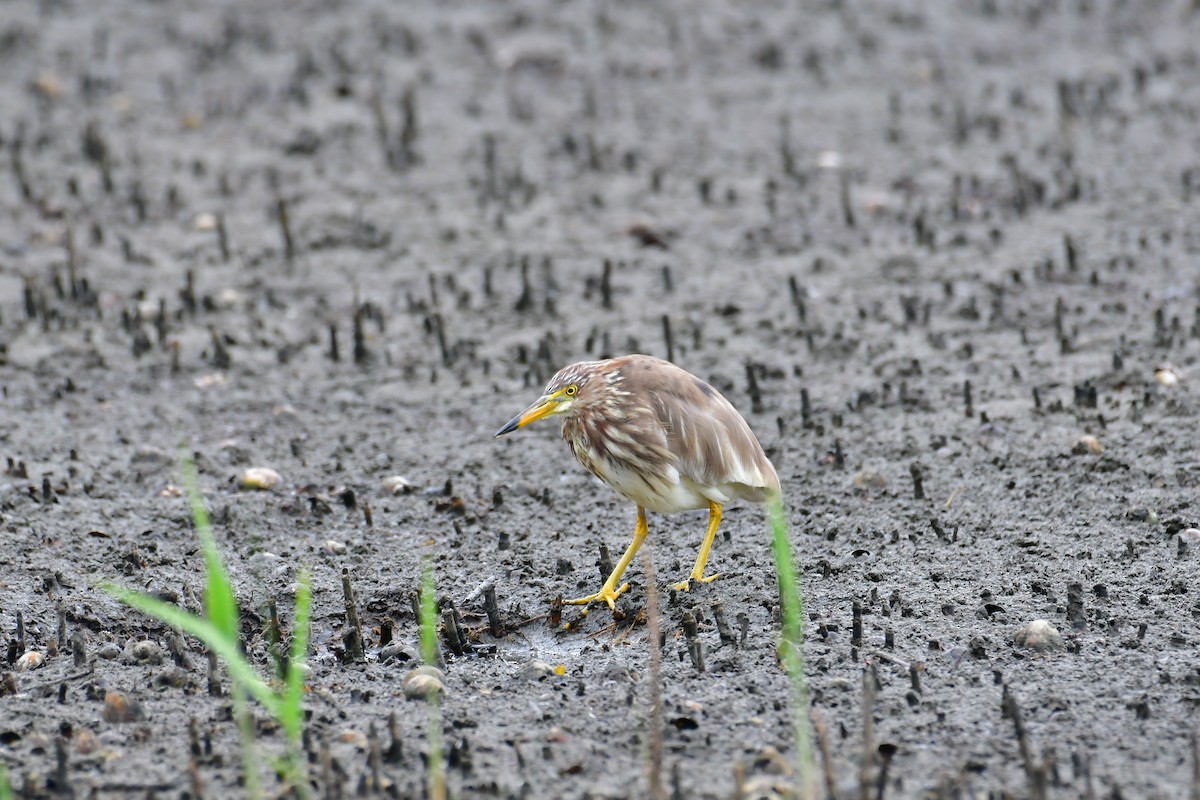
[674,501,723,591]
[565,506,648,610]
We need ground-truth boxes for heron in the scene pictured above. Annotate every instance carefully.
[496,354,780,610]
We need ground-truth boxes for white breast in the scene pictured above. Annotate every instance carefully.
[587,456,733,514]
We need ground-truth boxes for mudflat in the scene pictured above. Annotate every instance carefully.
[1,1,1198,797]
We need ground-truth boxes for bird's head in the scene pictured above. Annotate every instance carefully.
[494,361,601,436]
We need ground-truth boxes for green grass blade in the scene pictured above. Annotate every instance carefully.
[102,584,280,718]
[282,571,312,746]
[419,557,439,666]
[418,556,446,800]
[0,763,12,800]
[768,496,817,799]
[179,453,240,643]
[232,683,262,800]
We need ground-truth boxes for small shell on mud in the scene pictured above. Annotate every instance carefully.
[520,659,565,681]
[32,73,65,99]
[403,665,446,684]
[1013,619,1063,652]
[323,540,347,556]
[852,470,887,491]
[816,150,843,170]
[73,728,100,755]
[337,730,368,749]
[403,674,445,699]
[381,475,415,495]
[740,776,792,800]
[272,404,300,420]
[402,665,446,699]
[379,642,418,663]
[193,373,228,389]
[153,668,191,689]
[121,640,164,666]
[102,690,145,723]
[1071,435,1102,455]
[1177,528,1200,555]
[15,651,44,671]
[216,287,244,309]
[1154,364,1182,386]
[193,212,218,231]
[97,643,122,660]
[238,467,282,491]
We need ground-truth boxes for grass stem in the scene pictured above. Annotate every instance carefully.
[768,496,818,799]
[102,451,311,798]
[420,557,447,800]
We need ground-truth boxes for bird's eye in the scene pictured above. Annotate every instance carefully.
[564,385,577,396]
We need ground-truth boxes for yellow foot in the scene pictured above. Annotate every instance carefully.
[564,582,630,611]
[672,573,721,592]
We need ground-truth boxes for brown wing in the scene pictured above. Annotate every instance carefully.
[613,355,780,499]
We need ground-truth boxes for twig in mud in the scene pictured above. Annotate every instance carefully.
[53,737,69,794]
[215,214,230,263]
[732,761,746,800]
[275,195,296,265]
[483,585,505,638]
[860,665,877,800]
[369,84,396,171]
[869,650,911,672]
[746,362,763,413]
[1191,730,1199,800]
[206,649,221,697]
[384,712,403,764]
[461,576,498,606]
[22,668,94,695]
[597,543,614,583]
[327,324,339,363]
[1002,684,1047,800]
[189,758,204,799]
[440,607,464,657]
[909,462,925,500]
[71,633,87,668]
[353,306,369,365]
[712,600,737,648]
[839,170,856,227]
[875,743,897,800]
[813,710,839,800]
[341,568,365,663]
[681,610,705,672]
[641,547,666,800]
[943,487,961,509]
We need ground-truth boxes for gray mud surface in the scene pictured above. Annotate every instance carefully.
[2,1,1200,797]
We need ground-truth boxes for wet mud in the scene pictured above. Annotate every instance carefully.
[1,0,1199,798]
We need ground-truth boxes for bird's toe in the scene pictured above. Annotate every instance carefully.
[565,581,630,610]
[673,573,721,592]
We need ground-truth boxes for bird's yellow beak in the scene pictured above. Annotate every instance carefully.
[495,394,559,437]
